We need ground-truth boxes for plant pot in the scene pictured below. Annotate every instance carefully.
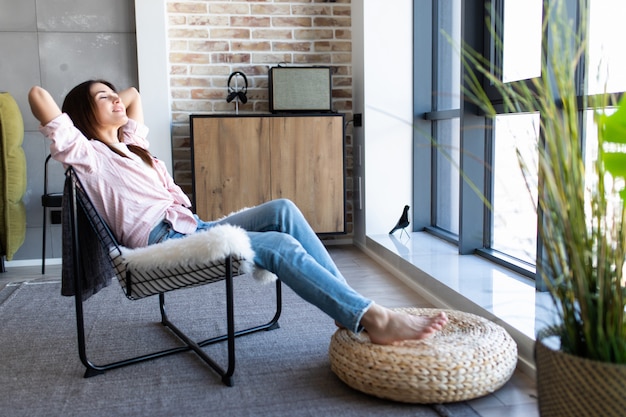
[535,338,626,417]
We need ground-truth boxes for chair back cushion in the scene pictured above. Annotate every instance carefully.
[0,93,26,260]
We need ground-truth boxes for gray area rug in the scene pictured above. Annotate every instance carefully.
[0,278,480,417]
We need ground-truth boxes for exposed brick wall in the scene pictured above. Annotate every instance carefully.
[166,0,354,238]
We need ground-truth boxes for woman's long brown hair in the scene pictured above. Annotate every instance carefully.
[61,79,154,167]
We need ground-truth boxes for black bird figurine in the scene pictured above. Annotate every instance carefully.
[389,205,410,238]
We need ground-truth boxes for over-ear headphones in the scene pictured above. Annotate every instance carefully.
[226,71,248,104]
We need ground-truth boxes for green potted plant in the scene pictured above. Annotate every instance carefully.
[461,1,625,415]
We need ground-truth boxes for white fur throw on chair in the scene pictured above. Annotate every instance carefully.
[119,224,277,284]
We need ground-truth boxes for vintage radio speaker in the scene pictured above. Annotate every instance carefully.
[268,66,332,113]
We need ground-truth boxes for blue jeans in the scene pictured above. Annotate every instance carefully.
[148,199,372,332]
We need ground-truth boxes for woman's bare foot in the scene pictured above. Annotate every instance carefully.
[359,304,448,345]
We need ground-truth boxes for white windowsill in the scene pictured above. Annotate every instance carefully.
[357,231,557,377]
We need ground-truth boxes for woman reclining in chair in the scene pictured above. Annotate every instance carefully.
[28,80,447,346]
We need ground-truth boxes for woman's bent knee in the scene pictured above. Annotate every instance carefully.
[270,198,298,211]
[268,198,302,219]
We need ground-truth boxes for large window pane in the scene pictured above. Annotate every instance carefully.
[584,108,619,221]
[587,0,626,94]
[436,0,461,110]
[502,0,542,82]
[435,119,460,234]
[433,0,461,235]
[492,113,539,264]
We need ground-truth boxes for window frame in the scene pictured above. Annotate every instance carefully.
[413,0,605,282]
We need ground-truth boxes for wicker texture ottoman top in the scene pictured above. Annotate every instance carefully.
[329,308,518,404]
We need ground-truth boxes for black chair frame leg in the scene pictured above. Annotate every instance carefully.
[69,179,282,386]
[73,270,282,386]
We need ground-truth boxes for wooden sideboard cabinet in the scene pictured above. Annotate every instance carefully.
[190,114,345,234]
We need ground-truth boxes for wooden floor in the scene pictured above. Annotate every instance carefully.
[0,263,61,290]
[0,245,538,417]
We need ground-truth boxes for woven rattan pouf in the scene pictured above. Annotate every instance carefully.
[329,307,518,404]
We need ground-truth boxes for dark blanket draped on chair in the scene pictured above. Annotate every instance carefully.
[61,173,113,300]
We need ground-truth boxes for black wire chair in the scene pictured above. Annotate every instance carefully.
[66,167,282,386]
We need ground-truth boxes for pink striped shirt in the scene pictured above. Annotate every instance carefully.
[40,113,198,248]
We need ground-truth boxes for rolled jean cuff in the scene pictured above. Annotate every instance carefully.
[347,300,373,334]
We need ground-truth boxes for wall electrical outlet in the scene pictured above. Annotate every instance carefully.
[353,113,363,127]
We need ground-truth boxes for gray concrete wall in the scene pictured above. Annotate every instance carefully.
[0,0,138,263]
